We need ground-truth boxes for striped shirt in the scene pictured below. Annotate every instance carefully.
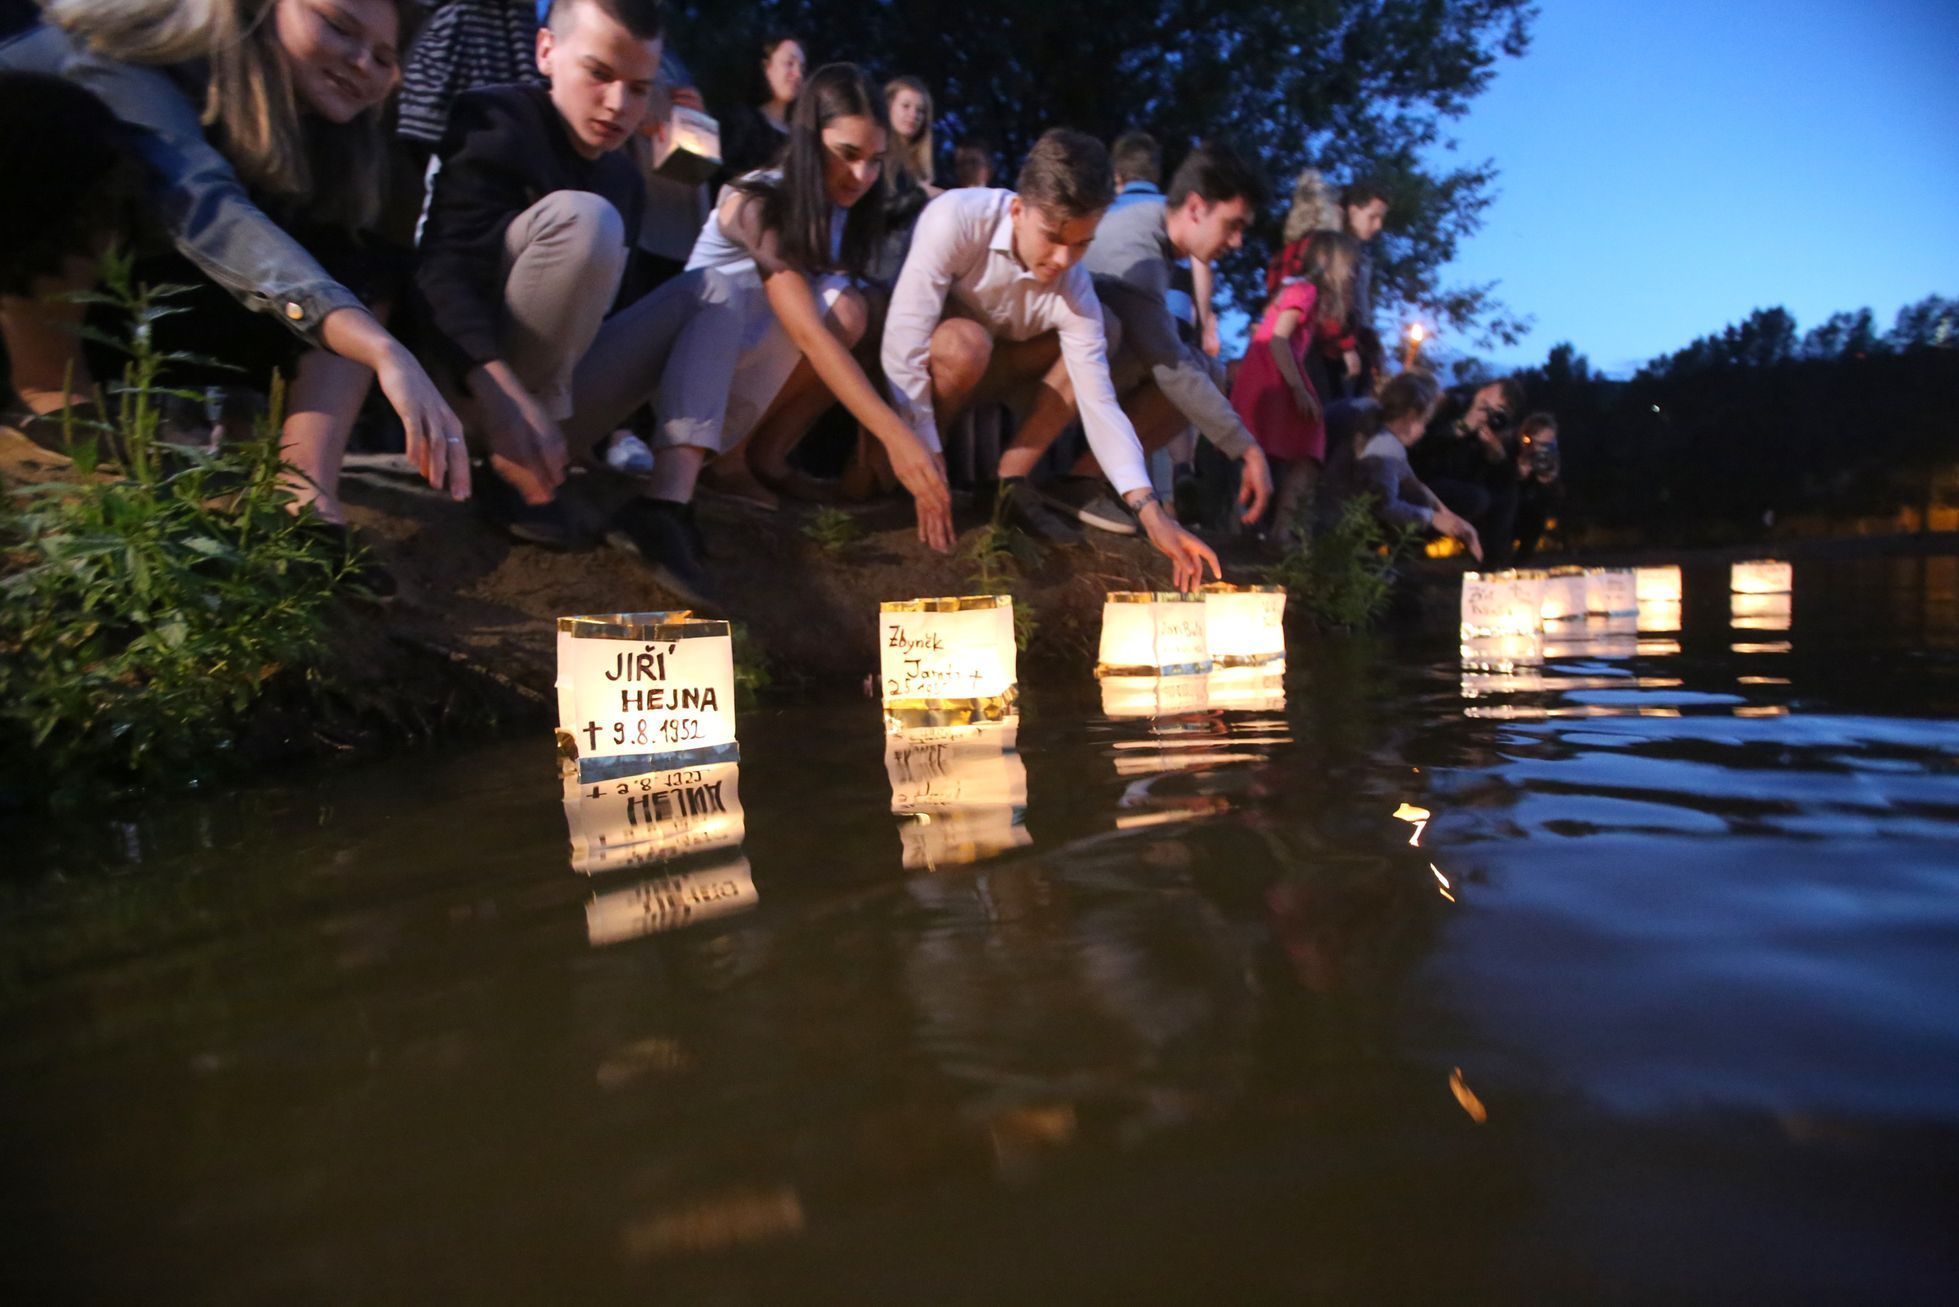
[398,2,541,147]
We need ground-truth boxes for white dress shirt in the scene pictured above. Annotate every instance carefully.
[880,187,1152,495]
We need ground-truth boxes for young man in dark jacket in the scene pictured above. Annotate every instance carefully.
[415,0,737,602]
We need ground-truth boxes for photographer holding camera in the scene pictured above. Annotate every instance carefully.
[1512,411,1562,561]
[1412,375,1528,563]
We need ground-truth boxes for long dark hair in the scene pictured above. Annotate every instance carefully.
[732,62,886,277]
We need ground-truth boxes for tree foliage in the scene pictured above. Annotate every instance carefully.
[669,0,1536,343]
[1512,294,1959,545]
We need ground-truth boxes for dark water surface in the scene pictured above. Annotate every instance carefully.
[5,556,1958,1303]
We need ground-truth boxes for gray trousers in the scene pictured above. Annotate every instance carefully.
[495,190,742,458]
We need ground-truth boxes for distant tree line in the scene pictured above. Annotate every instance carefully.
[1511,295,1959,545]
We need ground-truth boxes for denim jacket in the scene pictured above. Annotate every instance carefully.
[0,22,362,340]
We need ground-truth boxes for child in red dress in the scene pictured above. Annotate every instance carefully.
[1230,232,1362,539]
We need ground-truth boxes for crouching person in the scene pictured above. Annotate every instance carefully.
[413,0,743,601]
[1320,371,1482,558]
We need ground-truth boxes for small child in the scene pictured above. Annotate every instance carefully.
[1230,231,1362,538]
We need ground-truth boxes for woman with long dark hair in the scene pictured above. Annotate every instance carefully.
[621,62,953,594]
[717,30,802,180]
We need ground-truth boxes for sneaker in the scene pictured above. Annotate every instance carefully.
[602,430,655,475]
[996,476,1080,543]
[606,499,724,614]
[1043,475,1139,536]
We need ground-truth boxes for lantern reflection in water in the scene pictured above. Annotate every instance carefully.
[1543,613,1638,660]
[1732,591,1792,631]
[1097,592,1211,676]
[1201,584,1286,666]
[556,612,738,779]
[880,595,1019,731]
[561,758,756,946]
[885,720,1029,870]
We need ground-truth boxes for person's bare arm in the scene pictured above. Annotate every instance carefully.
[318,308,472,500]
[1192,258,1220,357]
[1267,309,1320,422]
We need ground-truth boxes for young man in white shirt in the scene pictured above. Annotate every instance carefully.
[880,128,1219,591]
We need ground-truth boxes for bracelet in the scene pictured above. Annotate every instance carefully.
[1125,490,1162,516]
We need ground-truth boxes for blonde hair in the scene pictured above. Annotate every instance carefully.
[46,0,390,230]
[882,75,935,190]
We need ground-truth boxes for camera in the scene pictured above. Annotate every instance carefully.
[1484,405,1513,432]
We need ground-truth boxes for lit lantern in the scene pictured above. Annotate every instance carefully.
[556,612,737,779]
[562,759,744,876]
[880,595,1018,731]
[1585,567,1637,617]
[885,720,1030,870]
[1100,673,1211,719]
[1731,591,1792,630]
[1461,570,1546,637]
[585,853,757,946]
[1539,567,1588,622]
[1200,584,1287,667]
[1731,559,1792,594]
[1635,565,1682,603]
[1096,592,1212,677]
[1206,662,1287,713]
[652,105,723,184]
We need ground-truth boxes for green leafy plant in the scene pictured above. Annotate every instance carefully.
[0,252,356,791]
[800,505,863,553]
[961,492,1042,650]
[1261,495,1421,631]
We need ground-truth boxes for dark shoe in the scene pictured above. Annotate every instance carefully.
[1044,475,1139,536]
[475,466,583,550]
[996,476,1080,543]
[606,499,724,614]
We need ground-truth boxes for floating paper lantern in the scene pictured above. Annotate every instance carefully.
[1731,559,1792,594]
[652,105,723,183]
[585,854,757,946]
[1539,567,1588,621]
[1461,570,1547,638]
[880,595,1018,730]
[1206,662,1287,713]
[1635,565,1682,603]
[885,720,1030,870]
[1585,567,1637,617]
[1731,591,1792,631]
[1100,672,1211,719]
[1096,592,1212,677]
[1200,584,1287,667]
[556,612,737,779]
[562,759,744,876]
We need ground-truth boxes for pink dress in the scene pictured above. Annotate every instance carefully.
[1231,281,1324,462]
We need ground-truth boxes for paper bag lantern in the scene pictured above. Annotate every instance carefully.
[1201,584,1287,667]
[1585,567,1638,617]
[880,595,1018,730]
[1539,567,1588,621]
[1635,565,1682,603]
[653,105,722,183]
[556,613,737,779]
[585,854,757,946]
[1461,570,1547,638]
[562,760,744,876]
[1731,560,1792,594]
[1100,673,1211,719]
[1097,592,1212,677]
[885,721,1030,870]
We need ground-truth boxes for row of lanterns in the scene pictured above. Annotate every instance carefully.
[1462,560,1791,640]
[553,585,1290,942]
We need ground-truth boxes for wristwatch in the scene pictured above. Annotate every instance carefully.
[1124,489,1163,517]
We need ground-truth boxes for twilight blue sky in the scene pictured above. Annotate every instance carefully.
[1430,0,1959,375]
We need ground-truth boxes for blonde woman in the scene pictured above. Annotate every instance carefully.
[883,75,940,199]
[0,0,470,522]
